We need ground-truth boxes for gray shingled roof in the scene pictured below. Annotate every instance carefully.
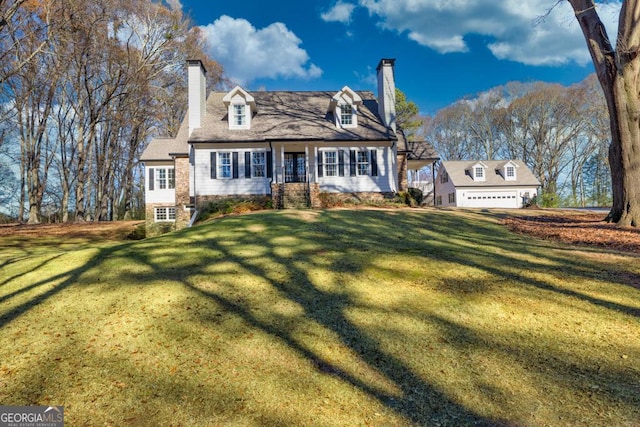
[140,90,440,162]
[189,91,396,142]
[405,139,439,161]
[442,160,540,187]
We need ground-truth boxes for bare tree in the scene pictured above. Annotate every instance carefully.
[565,0,640,225]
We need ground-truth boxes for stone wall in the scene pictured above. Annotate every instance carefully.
[174,156,192,230]
[317,191,395,208]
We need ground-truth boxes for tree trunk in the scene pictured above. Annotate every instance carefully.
[568,0,640,226]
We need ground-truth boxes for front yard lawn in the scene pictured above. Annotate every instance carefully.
[0,209,638,425]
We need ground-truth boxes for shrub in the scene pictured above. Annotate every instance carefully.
[408,187,424,205]
[198,197,272,222]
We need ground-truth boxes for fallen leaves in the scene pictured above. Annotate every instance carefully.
[504,213,640,254]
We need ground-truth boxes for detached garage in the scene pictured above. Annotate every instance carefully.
[434,160,540,209]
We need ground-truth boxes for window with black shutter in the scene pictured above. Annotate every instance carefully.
[210,152,217,179]
[148,168,155,190]
[370,149,378,177]
[317,150,324,178]
[349,150,356,176]
[245,152,251,178]
[232,152,239,179]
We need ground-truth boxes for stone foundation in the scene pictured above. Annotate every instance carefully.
[145,203,178,237]
[317,191,396,208]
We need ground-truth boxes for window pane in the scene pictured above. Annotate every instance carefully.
[475,167,484,178]
[340,104,353,125]
[155,208,167,221]
[219,152,232,178]
[357,151,369,175]
[324,151,337,176]
[252,152,266,177]
[168,169,175,189]
[234,104,246,126]
[506,167,514,177]
[168,207,176,220]
[157,169,167,189]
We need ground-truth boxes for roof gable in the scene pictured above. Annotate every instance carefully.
[440,160,540,188]
[222,85,257,112]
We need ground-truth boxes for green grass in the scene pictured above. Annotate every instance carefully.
[1,209,639,426]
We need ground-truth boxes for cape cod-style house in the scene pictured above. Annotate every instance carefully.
[434,160,541,208]
[140,59,439,232]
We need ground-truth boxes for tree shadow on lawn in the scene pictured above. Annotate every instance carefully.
[1,209,639,425]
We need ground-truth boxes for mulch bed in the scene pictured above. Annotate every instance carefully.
[503,212,640,254]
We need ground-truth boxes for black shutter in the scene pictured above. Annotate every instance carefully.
[266,151,273,178]
[210,152,217,179]
[245,152,251,178]
[317,151,323,178]
[338,150,345,177]
[370,149,378,176]
[148,168,154,190]
[232,152,239,179]
[350,150,357,176]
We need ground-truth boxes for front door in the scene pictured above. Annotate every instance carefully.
[284,152,306,183]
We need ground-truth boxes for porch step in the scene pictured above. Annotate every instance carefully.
[283,183,309,209]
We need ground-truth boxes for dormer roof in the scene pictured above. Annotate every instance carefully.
[222,85,257,112]
[329,86,363,110]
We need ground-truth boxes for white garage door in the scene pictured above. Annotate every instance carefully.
[464,191,520,208]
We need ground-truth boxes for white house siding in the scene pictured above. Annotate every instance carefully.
[193,145,272,197]
[312,144,395,193]
[435,179,456,207]
[145,161,176,204]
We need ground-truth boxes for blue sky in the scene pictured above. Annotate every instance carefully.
[175,0,621,115]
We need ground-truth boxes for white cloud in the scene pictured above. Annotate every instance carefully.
[199,16,322,85]
[356,0,621,66]
[321,1,357,23]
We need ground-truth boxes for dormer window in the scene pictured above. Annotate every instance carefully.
[223,86,256,130]
[340,104,353,125]
[470,161,487,182]
[233,104,246,126]
[330,86,362,129]
[502,161,518,181]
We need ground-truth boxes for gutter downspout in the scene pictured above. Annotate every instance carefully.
[432,160,437,207]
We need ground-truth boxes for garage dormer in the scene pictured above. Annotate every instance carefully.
[497,160,519,181]
[469,161,487,182]
[223,86,257,130]
[329,86,362,129]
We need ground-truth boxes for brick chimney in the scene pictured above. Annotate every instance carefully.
[376,58,396,134]
[187,59,207,135]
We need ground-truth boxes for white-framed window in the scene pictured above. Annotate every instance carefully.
[506,166,515,180]
[340,104,353,126]
[475,167,484,179]
[233,104,246,126]
[324,151,338,176]
[155,207,176,222]
[154,168,175,190]
[219,152,232,178]
[357,151,369,176]
[448,193,455,203]
[252,152,266,177]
